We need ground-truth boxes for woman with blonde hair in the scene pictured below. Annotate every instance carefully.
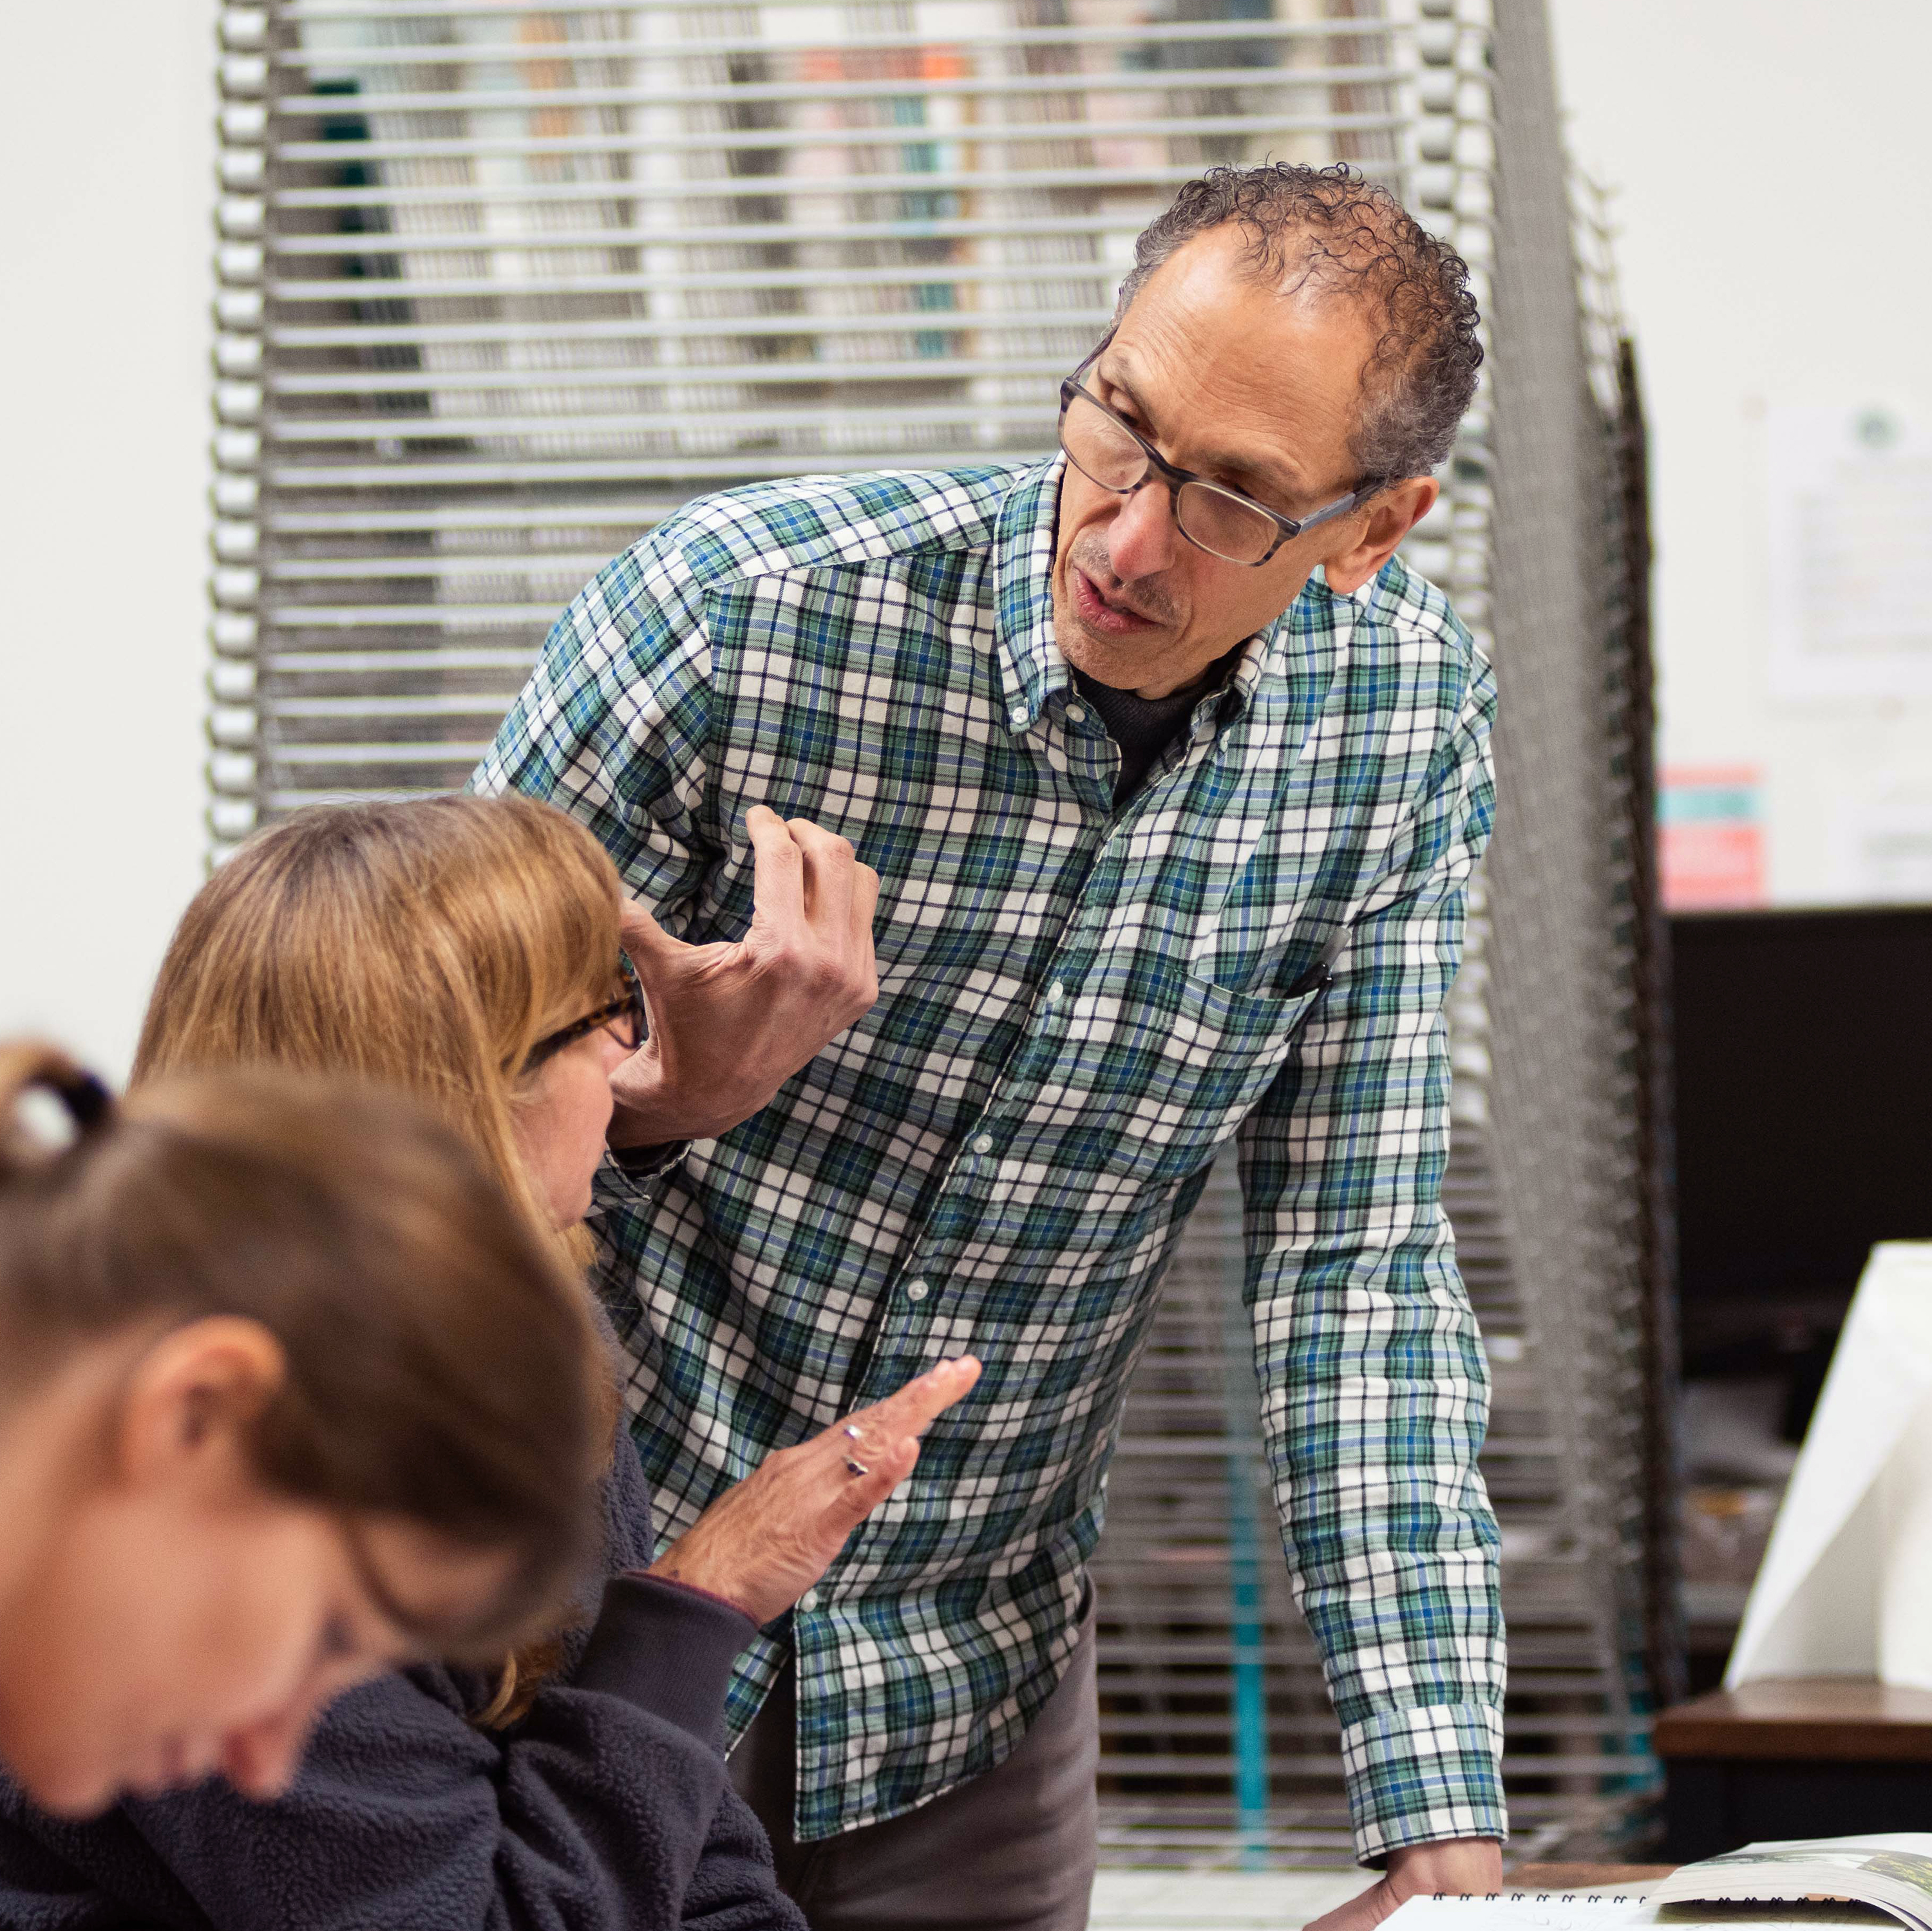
[0,1041,605,1819]
[0,793,975,1931]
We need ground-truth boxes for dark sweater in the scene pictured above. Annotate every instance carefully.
[1073,640,1244,803]
[0,1439,806,1931]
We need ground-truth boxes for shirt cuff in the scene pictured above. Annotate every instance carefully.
[1340,1700,1508,1867]
[572,1572,757,1750]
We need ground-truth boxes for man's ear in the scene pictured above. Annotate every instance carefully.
[114,1318,287,1491]
[1320,476,1439,596]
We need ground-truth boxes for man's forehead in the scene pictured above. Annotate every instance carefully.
[1097,317,1358,501]
[1096,341,1307,495]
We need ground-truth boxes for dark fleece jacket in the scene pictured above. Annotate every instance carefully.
[0,1438,807,1931]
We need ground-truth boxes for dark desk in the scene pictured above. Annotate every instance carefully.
[1656,1678,1932,1860]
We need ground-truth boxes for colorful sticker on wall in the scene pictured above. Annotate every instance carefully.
[1660,765,1767,910]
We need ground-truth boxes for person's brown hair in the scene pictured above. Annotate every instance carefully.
[0,1041,605,1657]
[135,794,625,1252]
[133,795,631,1719]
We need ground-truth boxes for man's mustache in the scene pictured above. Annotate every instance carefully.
[1066,534,1178,626]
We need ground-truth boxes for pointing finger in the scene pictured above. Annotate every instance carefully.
[844,1357,981,1449]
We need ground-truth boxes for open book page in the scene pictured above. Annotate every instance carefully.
[1653,1834,1932,1931]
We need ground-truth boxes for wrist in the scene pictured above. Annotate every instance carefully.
[1385,1839,1502,1896]
[627,1567,758,1626]
[608,1060,750,1146]
[644,1550,756,1623]
[607,1059,701,1147]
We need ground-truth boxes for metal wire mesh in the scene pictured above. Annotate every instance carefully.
[207,0,1459,841]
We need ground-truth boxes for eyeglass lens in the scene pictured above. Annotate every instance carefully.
[609,997,643,1051]
[1059,390,1280,565]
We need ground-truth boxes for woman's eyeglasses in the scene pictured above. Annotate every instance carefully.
[522,983,645,1074]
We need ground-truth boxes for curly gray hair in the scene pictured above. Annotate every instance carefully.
[1115,163,1482,485]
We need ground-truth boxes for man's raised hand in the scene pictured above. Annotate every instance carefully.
[609,805,880,1145]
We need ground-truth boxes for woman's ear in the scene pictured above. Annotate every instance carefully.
[114,1318,288,1489]
[1321,476,1439,596]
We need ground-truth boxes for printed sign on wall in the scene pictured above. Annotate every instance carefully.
[1660,765,1766,911]
[1769,404,1932,701]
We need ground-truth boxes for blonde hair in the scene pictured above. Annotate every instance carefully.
[135,795,632,1721]
[135,795,625,1254]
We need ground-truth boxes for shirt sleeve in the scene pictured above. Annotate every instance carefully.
[469,529,717,930]
[1235,650,1506,1867]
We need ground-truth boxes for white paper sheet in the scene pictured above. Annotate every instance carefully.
[1768,406,1932,701]
[1729,1245,1932,1687]
[1382,1902,1884,1928]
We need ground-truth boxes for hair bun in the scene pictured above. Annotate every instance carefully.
[0,1040,120,1175]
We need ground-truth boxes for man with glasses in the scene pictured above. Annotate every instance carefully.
[477,162,1503,1931]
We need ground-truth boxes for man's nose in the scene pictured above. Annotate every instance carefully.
[1106,479,1178,583]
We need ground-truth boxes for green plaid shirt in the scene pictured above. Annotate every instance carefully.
[474,458,1506,1858]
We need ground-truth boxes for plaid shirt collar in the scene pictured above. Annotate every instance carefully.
[989,455,1295,741]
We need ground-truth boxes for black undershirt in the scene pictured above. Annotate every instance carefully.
[1072,641,1245,804]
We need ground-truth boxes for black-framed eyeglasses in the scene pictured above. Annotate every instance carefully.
[522,981,645,1074]
[1057,339,1375,567]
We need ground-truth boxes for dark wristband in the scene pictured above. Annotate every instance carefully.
[607,1139,692,1180]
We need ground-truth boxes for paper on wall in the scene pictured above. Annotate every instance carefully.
[1730,1244,1932,1687]
[1768,405,1932,701]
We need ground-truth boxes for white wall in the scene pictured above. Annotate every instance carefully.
[1548,0,1932,905]
[0,0,217,1077]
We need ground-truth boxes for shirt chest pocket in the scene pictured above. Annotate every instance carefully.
[1042,969,1323,1186]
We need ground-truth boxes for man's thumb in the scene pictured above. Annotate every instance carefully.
[618,896,681,966]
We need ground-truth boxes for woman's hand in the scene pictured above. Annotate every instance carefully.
[645,1356,981,1625]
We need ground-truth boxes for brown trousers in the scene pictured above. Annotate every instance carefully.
[730,1594,1099,1931]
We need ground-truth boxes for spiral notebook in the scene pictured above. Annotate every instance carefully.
[1381,1899,1889,1927]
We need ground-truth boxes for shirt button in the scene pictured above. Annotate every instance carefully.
[799,1588,820,1612]
[1046,981,1065,1004]
[904,1277,929,1302]
[1065,702,1088,725]
[1009,708,1027,728]
[972,1133,994,1155]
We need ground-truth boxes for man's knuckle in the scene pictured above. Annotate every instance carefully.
[802,954,844,996]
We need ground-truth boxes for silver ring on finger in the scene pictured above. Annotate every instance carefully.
[843,1423,865,1442]
[845,1456,870,1477]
